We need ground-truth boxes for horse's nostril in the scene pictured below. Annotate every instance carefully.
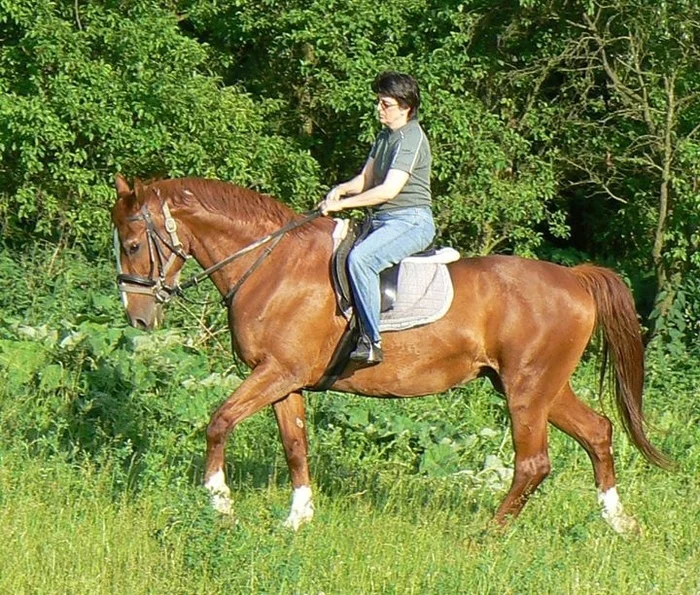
[130,316,149,330]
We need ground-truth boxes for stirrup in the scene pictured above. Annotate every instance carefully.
[350,337,383,365]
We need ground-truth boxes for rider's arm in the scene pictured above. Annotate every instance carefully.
[326,158,375,202]
[328,168,409,210]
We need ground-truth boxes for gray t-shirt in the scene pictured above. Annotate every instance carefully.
[368,118,432,212]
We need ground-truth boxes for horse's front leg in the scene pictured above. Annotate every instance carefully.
[273,391,314,530]
[203,361,298,516]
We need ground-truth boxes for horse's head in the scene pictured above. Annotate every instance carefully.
[112,174,189,330]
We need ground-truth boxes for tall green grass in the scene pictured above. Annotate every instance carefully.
[1,450,698,594]
[1,245,698,593]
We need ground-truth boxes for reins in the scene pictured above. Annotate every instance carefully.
[115,198,322,307]
[178,210,321,298]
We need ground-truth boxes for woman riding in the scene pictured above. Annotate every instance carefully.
[320,71,435,364]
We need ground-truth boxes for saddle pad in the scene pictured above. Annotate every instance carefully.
[379,260,454,332]
[332,218,456,332]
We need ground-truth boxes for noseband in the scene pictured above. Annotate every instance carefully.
[115,198,322,306]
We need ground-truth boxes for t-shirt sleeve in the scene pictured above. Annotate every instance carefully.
[369,136,381,160]
[390,127,426,174]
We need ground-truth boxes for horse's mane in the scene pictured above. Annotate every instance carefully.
[148,177,298,228]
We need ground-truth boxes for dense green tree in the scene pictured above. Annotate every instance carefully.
[1,0,697,344]
[0,0,321,248]
[179,0,569,255]
[490,0,700,337]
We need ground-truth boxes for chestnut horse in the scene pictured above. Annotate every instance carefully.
[111,174,669,534]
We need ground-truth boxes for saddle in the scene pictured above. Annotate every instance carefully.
[310,218,459,391]
[331,218,459,322]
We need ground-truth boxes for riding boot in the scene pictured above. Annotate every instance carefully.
[350,336,383,365]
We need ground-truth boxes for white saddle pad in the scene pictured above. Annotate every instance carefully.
[333,219,459,332]
[379,258,456,332]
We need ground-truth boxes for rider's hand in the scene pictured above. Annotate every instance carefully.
[320,186,344,215]
[320,199,344,215]
[325,186,343,203]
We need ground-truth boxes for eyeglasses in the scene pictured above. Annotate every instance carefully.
[377,98,400,111]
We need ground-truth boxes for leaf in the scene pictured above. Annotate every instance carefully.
[419,442,460,477]
[39,364,65,392]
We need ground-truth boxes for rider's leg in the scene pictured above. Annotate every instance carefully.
[348,207,434,353]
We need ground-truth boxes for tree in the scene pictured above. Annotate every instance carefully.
[0,0,321,248]
[560,0,699,337]
[181,0,568,255]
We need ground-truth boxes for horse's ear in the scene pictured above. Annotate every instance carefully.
[133,178,149,206]
[115,174,132,199]
[134,178,144,196]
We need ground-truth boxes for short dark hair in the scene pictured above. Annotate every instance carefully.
[372,71,421,119]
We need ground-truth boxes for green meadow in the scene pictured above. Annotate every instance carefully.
[1,247,698,594]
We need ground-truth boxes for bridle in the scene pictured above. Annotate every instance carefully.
[115,197,322,306]
[115,197,189,304]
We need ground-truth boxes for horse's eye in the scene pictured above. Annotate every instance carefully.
[127,242,140,255]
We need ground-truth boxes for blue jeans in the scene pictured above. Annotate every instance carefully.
[348,206,436,344]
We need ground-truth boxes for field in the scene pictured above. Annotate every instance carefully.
[1,246,698,594]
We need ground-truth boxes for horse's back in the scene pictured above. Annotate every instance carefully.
[450,254,596,312]
[446,255,598,366]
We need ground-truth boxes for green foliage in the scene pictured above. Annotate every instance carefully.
[1,0,698,337]
[182,0,567,255]
[0,0,321,248]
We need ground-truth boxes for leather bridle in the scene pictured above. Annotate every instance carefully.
[115,198,322,306]
[115,199,189,304]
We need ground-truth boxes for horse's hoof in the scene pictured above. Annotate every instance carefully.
[210,492,233,515]
[283,507,314,531]
[604,510,642,536]
[283,486,315,531]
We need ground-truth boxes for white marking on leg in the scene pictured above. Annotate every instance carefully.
[205,469,232,515]
[284,485,314,531]
[598,486,638,534]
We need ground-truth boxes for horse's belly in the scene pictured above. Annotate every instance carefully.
[331,353,481,397]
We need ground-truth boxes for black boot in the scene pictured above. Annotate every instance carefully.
[350,336,383,365]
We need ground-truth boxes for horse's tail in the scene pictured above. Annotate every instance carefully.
[573,264,672,469]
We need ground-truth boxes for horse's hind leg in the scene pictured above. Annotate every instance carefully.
[494,362,577,524]
[273,391,314,530]
[548,384,639,534]
[494,396,551,525]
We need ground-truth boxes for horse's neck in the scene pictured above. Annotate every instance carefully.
[182,208,280,268]
[178,204,332,301]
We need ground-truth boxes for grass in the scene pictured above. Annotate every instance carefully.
[1,439,698,595]
[1,246,698,594]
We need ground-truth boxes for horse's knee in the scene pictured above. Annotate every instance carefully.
[207,413,234,445]
[283,437,307,466]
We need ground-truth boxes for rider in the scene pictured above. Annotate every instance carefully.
[320,71,435,364]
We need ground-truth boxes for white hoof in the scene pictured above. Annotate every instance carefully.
[210,490,233,515]
[603,509,639,535]
[283,486,314,531]
[205,470,233,515]
[599,486,639,535]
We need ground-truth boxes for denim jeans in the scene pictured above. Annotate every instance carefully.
[348,206,436,344]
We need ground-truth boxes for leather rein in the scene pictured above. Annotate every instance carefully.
[115,198,322,307]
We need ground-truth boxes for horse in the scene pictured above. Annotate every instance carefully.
[111,174,670,534]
